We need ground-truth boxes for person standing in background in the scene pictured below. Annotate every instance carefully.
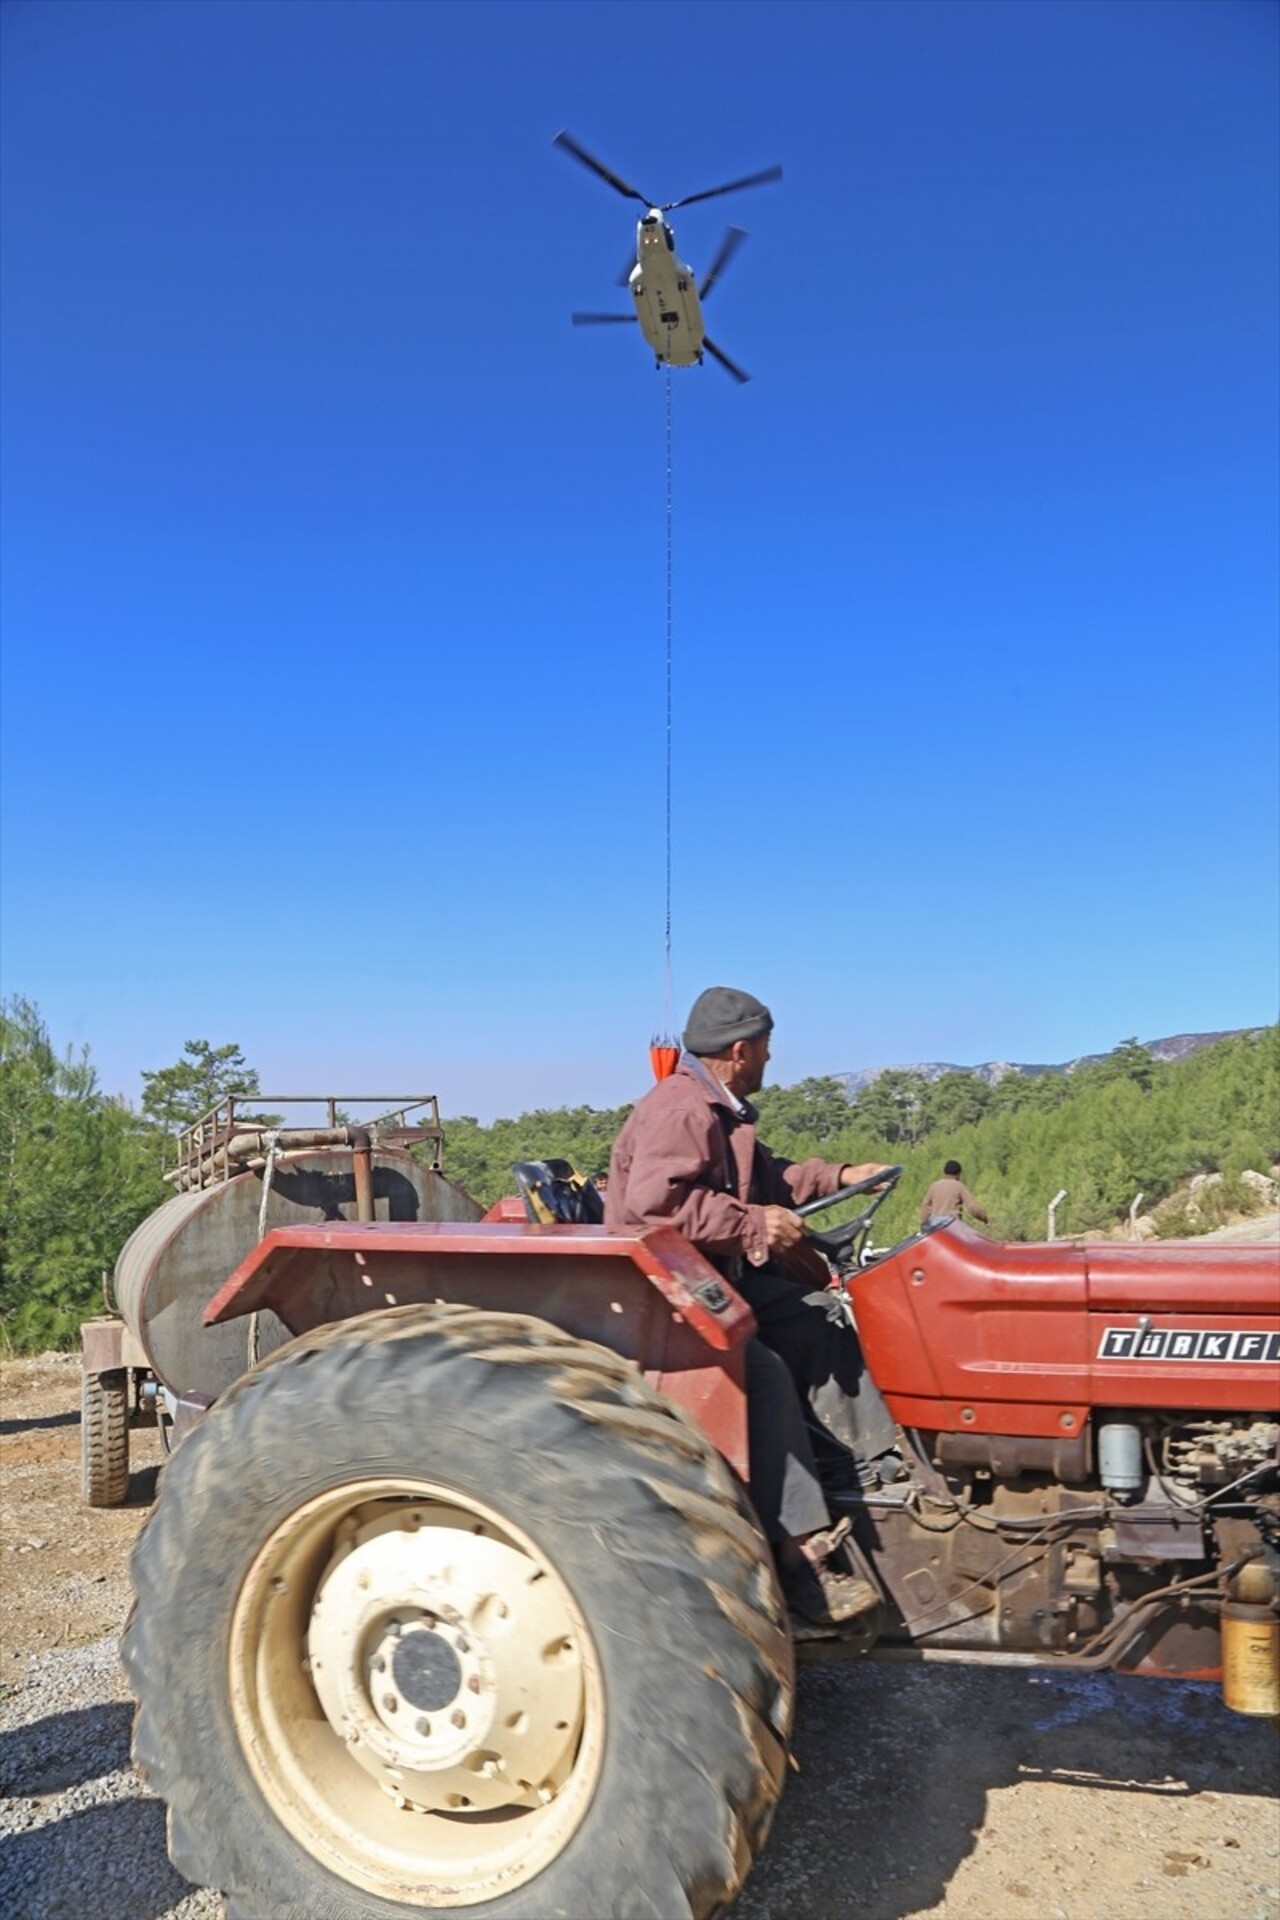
[920,1159,989,1229]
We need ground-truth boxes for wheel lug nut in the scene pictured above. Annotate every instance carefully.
[415,1716,431,1736]
[451,1709,466,1729]
[383,1695,399,1713]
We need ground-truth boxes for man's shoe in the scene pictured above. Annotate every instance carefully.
[804,1515,852,1559]
[779,1521,879,1624]
[780,1557,880,1626]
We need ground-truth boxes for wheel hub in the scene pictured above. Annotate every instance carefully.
[362,1610,488,1770]
[390,1625,463,1713]
[308,1501,585,1812]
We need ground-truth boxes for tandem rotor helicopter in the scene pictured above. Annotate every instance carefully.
[553,131,782,384]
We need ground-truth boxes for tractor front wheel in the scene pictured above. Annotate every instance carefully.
[123,1304,793,1919]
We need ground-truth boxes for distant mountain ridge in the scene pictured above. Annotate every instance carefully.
[834,1029,1257,1098]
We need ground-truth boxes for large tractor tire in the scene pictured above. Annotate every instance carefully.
[81,1367,129,1507]
[123,1303,793,1920]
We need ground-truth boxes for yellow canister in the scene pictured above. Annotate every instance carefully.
[1222,1600,1280,1717]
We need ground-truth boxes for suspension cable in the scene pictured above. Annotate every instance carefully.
[663,367,674,1041]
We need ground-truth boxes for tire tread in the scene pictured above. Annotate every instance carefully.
[125,1303,792,1919]
[82,1369,128,1507]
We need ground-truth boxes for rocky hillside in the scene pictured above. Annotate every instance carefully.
[835,1028,1258,1097]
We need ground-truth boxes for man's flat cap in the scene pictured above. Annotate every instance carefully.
[683,987,773,1056]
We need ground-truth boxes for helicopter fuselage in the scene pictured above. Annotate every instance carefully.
[628,212,705,369]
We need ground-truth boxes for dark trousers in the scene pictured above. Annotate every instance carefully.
[745,1338,830,1543]
[735,1263,899,1473]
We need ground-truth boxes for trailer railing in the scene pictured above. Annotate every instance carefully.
[168,1096,445,1191]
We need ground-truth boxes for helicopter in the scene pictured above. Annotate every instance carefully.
[553,131,781,384]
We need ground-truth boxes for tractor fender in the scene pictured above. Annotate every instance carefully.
[204,1219,754,1479]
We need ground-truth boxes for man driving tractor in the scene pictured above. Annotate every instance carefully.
[605,986,902,1620]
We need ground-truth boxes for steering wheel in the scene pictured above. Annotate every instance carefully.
[797,1165,903,1266]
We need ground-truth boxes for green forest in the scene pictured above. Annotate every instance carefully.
[1,995,1276,1354]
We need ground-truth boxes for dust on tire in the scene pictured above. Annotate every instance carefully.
[124,1304,794,1920]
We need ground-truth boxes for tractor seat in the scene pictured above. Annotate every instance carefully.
[512,1159,606,1226]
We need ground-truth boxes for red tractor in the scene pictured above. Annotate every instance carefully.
[106,1100,1280,1919]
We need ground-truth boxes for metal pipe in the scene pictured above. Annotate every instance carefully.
[200,1095,439,1107]
[168,1107,446,1193]
[172,1126,364,1190]
[1047,1189,1067,1240]
[217,1122,375,1219]
[171,1147,232,1188]
[226,1127,357,1157]
[848,1567,1238,1677]
[351,1128,374,1222]
[1129,1192,1145,1239]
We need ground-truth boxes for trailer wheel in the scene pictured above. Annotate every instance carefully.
[124,1304,792,1920]
[82,1368,129,1507]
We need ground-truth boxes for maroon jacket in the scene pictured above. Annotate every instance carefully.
[605,1056,846,1273]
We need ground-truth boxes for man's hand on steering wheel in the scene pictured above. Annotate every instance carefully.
[838,1161,897,1192]
[758,1170,904,1274]
[762,1204,807,1254]
[795,1166,905,1266]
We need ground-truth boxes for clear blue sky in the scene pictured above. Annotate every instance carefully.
[2,0,1276,1121]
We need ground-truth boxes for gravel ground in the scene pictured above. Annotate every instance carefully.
[2,1352,1278,1920]
[0,1356,220,1920]
[0,1635,219,1920]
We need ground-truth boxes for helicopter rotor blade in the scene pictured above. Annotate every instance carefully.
[571,311,638,326]
[703,336,751,384]
[666,164,782,212]
[699,227,748,302]
[553,131,652,207]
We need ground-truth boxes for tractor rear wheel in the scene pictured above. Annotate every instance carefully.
[123,1303,793,1919]
[81,1367,129,1507]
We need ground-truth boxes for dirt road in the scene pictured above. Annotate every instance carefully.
[2,1353,1277,1920]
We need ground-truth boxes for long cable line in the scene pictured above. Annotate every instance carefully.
[663,368,674,1045]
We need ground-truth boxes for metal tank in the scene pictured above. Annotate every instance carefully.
[114,1144,482,1402]
[81,1096,482,1503]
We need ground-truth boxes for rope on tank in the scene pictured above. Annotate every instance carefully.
[249,1129,281,1366]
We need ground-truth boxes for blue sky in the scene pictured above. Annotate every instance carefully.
[2,0,1276,1121]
